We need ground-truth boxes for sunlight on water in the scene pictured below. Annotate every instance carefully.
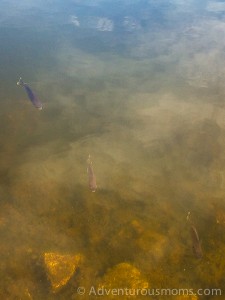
[0,0,225,299]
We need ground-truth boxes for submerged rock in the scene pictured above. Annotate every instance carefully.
[44,252,83,293]
[98,262,148,299]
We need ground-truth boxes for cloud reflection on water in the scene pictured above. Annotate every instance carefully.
[1,0,225,298]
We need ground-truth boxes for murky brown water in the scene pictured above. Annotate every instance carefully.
[0,1,225,299]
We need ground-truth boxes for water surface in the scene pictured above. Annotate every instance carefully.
[0,0,225,299]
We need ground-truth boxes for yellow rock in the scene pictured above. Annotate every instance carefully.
[99,262,148,299]
[44,252,83,292]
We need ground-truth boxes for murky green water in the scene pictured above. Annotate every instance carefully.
[0,0,225,299]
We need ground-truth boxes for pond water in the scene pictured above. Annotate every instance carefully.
[0,0,225,299]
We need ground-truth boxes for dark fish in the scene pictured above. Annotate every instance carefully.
[17,77,43,110]
[187,212,203,259]
[190,225,203,259]
[87,154,97,192]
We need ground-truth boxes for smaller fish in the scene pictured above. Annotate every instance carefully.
[17,77,43,110]
[187,212,203,259]
[87,154,97,192]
